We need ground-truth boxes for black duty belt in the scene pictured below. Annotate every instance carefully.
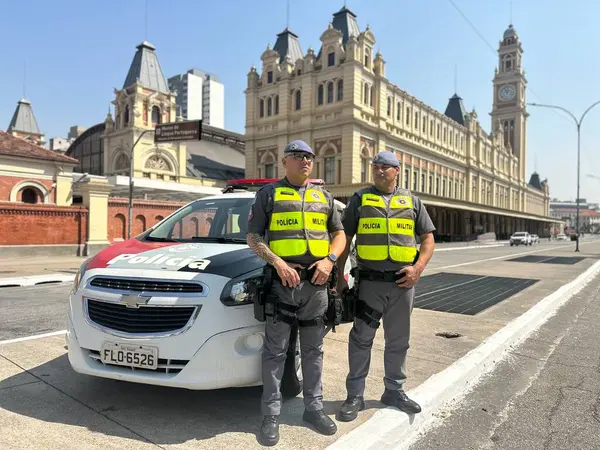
[358,269,404,283]
[270,265,331,284]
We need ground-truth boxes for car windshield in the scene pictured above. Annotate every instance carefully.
[145,197,254,243]
[514,232,526,236]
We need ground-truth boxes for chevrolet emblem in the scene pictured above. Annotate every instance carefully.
[120,294,151,308]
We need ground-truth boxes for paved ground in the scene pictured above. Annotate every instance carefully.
[408,261,600,450]
[0,238,599,449]
[0,256,85,279]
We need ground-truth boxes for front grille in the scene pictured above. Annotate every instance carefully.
[87,299,196,334]
[87,349,188,375]
[89,277,204,293]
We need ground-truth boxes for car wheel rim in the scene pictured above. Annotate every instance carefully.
[294,332,303,382]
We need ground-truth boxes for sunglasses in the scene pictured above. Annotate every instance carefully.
[287,152,315,162]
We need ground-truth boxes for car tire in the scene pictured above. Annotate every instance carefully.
[281,324,303,398]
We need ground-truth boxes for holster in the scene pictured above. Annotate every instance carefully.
[252,265,273,323]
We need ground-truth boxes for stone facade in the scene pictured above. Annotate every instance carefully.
[244,8,550,219]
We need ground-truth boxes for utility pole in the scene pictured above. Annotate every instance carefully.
[528,100,600,252]
[128,129,152,240]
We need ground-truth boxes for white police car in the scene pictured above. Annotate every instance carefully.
[66,179,350,397]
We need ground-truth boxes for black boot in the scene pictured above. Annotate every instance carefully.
[381,389,421,414]
[303,409,338,435]
[258,415,279,446]
[337,395,365,422]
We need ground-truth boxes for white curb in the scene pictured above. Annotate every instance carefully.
[0,273,76,288]
[327,259,600,450]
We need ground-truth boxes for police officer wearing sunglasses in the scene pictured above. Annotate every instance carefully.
[335,151,436,421]
[247,140,346,446]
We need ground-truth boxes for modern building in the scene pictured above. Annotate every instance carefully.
[550,199,600,233]
[6,98,45,146]
[168,68,225,129]
[65,41,244,194]
[244,7,558,240]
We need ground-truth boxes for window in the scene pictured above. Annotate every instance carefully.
[324,156,336,184]
[21,187,41,204]
[264,163,274,179]
[437,123,441,139]
[406,107,411,126]
[267,97,272,116]
[415,112,419,130]
[318,84,324,105]
[428,175,433,194]
[387,97,392,117]
[363,83,369,104]
[267,71,273,83]
[370,86,374,107]
[430,119,433,135]
[328,52,335,67]
[337,79,343,101]
[151,106,161,125]
[260,99,264,117]
[443,180,447,197]
[364,48,371,68]
[327,81,334,104]
[397,102,401,121]
[295,90,301,110]
[361,158,367,183]
[421,173,425,192]
[124,105,130,126]
[423,116,427,133]
[274,95,279,114]
[412,170,417,191]
[404,168,409,189]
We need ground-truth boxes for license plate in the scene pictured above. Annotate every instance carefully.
[100,342,158,370]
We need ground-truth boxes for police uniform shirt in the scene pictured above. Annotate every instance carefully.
[247,178,344,265]
[342,186,436,271]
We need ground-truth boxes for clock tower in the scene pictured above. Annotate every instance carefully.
[491,24,528,182]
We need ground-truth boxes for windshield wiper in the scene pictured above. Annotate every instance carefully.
[145,236,179,242]
[191,236,247,244]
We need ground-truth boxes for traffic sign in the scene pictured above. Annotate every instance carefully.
[154,120,202,143]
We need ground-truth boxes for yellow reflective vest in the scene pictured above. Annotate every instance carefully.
[356,189,417,263]
[267,181,330,259]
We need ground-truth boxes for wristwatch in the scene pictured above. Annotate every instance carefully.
[327,253,338,263]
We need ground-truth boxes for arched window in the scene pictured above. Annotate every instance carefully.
[112,214,126,241]
[327,81,334,104]
[274,95,279,114]
[260,99,265,117]
[502,55,514,72]
[337,79,343,101]
[151,106,161,125]
[134,215,146,235]
[21,187,42,204]
[267,97,272,116]
[360,147,370,183]
[295,90,301,110]
[363,83,369,104]
[317,84,324,105]
[387,97,392,117]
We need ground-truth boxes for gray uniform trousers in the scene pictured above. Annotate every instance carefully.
[262,279,329,416]
[346,279,415,396]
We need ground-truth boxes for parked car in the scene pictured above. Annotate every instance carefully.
[510,231,532,246]
[556,233,568,241]
[66,179,351,397]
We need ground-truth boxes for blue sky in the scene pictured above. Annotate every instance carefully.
[1,0,598,203]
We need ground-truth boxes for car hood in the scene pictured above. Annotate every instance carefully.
[86,239,266,279]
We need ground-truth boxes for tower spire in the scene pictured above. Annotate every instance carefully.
[23,62,26,98]
[509,0,513,24]
[454,64,458,94]
[286,0,290,28]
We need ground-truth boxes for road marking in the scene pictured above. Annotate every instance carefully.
[433,243,574,271]
[0,330,66,346]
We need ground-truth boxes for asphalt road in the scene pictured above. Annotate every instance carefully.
[0,283,70,341]
[0,239,586,342]
[408,268,600,450]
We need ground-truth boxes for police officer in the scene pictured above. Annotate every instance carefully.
[246,139,346,446]
[335,151,436,421]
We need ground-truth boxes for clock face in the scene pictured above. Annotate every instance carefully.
[498,85,516,101]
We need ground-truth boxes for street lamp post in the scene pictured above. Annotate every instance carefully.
[528,100,600,252]
[128,129,153,240]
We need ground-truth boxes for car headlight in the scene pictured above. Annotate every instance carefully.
[72,259,90,293]
[220,268,264,307]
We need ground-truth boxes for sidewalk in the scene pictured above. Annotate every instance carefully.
[0,256,85,286]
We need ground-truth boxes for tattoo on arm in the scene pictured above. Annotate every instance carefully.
[247,233,282,266]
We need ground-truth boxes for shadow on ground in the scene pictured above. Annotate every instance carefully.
[1,353,350,446]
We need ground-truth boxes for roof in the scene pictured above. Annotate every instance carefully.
[504,24,518,39]
[273,28,303,64]
[528,172,543,190]
[186,155,245,181]
[7,98,42,135]
[0,131,78,164]
[444,94,467,126]
[123,41,170,94]
[332,6,360,46]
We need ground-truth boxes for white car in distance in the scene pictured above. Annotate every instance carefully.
[66,179,350,397]
[509,231,532,246]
